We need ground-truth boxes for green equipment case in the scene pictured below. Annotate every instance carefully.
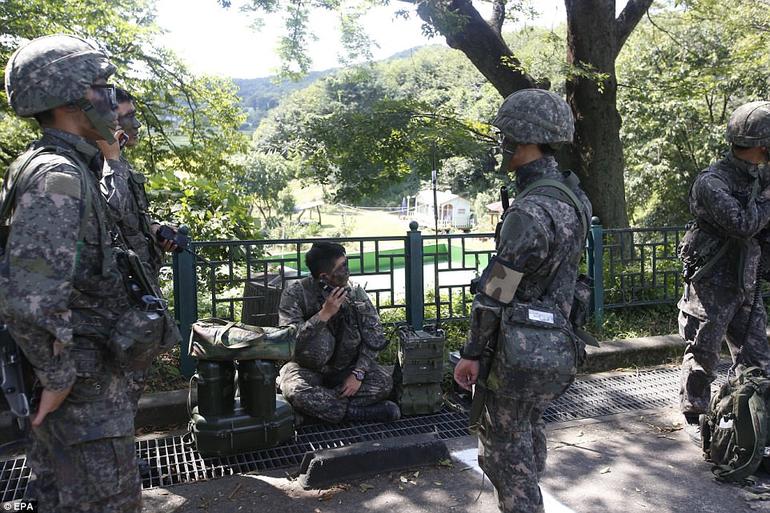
[190,396,294,457]
[393,327,446,415]
[395,382,444,416]
[397,327,445,385]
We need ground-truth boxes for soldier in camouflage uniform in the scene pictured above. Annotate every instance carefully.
[278,242,400,423]
[0,35,142,512]
[98,88,179,414]
[678,101,770,441]
[454,89,591,513]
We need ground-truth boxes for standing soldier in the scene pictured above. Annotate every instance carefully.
[98,87,181,415]
[454,89,591,513]
[0,35,141,511]
[678,101,770,442]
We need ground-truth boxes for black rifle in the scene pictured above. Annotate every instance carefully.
[468,186,510,428]
[0,323,31,429]
[493,186,510,245]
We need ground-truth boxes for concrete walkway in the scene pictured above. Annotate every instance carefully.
[140,404,770,512]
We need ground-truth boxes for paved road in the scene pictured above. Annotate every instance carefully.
[141,404,770,512]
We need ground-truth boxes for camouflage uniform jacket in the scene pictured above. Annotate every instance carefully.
[463,156,592,358]
[680,152,770,314]
[102,156,162,280]
[0,128,131,393]
[278,276,386,374]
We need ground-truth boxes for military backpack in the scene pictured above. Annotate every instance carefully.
[700,367,770,482]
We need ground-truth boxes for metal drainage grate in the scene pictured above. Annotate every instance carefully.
[0,364,729,502]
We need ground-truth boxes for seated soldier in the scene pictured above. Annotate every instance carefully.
[278,242,400,423]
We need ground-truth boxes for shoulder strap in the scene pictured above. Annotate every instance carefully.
[517,177,589,237]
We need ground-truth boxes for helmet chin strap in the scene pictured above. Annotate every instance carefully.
[75,98,116,144]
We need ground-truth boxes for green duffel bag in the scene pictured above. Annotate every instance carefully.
[189,318,295,361]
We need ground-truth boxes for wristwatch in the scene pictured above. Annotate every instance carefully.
[352,368,365,381]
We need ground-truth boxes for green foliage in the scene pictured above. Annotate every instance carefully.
[618,0,770,226]
[254,46,504,205]
[230,151,297,232]
[596,304,679,340]
[0,0,257,240]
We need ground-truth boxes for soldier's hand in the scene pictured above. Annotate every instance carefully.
[150,224,178,253]
[340,374,362,397]
[318,287,347,322]
[454,358,480,391]
[96,130,125,160]
[32,385,73,428]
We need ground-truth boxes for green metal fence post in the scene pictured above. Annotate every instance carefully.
[588,216,604,329]
[173,248,198,377]
[405,221,424,330]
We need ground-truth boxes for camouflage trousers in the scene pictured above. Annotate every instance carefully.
[278,362,393,423]
[26,418,140,512]
[478,373,574,513]
[679,286,770,414]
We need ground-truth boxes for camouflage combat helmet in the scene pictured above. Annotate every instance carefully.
[493,88,574,146]
[726,101,770,147]
[5,34,117,143]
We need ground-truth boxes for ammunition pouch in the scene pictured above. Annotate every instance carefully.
[489,301,577,397]
[189,318,295,361]
[108,307,179,371]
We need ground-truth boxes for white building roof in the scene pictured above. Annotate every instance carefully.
[415,189,468,206]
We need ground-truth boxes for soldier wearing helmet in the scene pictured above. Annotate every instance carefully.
[0,35,142,512]
[454,89,591,513]
[677,101,770,444]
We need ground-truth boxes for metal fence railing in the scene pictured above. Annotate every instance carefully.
[171,219,689,375]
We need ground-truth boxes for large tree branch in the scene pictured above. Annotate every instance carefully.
[615,0,653,51]
[490,0,506,35]
[402,0,534,97]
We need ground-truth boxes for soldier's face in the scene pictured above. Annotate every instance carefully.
[322,256,350,287]
[117,101,141,147]
[83,79,119,138]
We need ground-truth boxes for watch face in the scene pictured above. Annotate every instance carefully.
[353,370,365,381]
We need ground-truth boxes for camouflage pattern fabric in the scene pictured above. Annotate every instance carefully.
[479,256,524,304]
[27,429,140,513]
[726,101,770,148]
[279,361,392,423]
[5,34,115,117]
[102,157,163,281]
[462,155,591,513]
[0,128,139,511]
[102,156,167,414]
[277,276,393,423]
[678,151,770,414]
[493,89,574,145]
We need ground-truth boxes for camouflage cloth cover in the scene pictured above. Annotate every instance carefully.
[5,34,115,117]
[487,300,578,397]
[726,101,770,148]
[190,318,295,361]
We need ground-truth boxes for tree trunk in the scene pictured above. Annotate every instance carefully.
[564,0,627,228]
[405,0,652,228]
[410,0,535,96]
[564,0,652,228]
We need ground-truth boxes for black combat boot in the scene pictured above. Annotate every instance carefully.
[344,400,401,422]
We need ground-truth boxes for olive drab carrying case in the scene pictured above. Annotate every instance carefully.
[392,326,445,415]
[397,327,445,384]
[189,318,295,361]
[188,319,297,457]
[700,367,770,482]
